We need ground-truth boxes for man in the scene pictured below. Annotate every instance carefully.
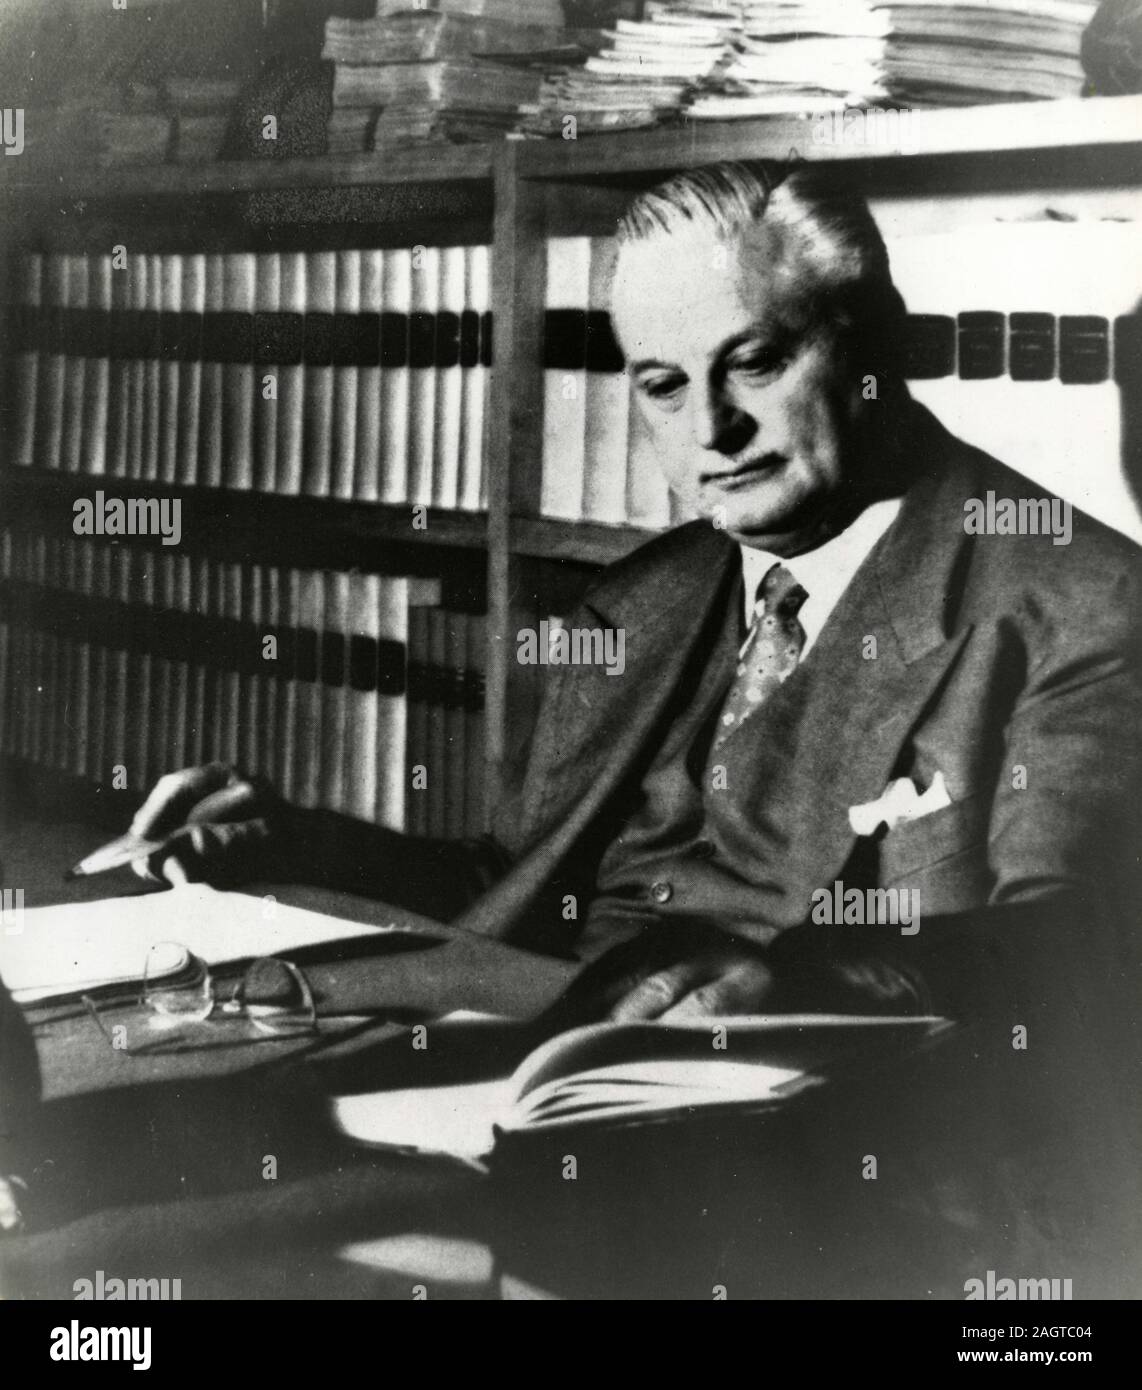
[24,162,1140,1293]
[130,162,1142,1036]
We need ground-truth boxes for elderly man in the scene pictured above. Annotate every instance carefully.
[127,162,1141,1036]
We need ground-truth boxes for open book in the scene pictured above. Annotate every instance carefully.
[332,1012,953,1166]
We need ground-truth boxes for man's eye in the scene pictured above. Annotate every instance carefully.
[638,374,686,403]
[728,351,787,378]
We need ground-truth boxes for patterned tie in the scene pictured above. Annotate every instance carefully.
[713,563,808,751]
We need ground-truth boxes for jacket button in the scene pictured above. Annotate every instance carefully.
[650,881,674,904]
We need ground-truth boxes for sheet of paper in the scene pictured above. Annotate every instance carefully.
[1,883,427,1002]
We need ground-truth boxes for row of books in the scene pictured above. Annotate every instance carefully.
[6,246,491,510]
[0,530,487,836]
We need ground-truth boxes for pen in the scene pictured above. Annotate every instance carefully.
[64,833,169,881]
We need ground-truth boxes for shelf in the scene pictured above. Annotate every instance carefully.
[3,94,1139,207]
[511,515,659,566]
[0,143,497,202]
[1,468,489,570]
[516,94,1142,181]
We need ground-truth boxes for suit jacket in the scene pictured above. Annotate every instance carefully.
[304,407,1142,1022]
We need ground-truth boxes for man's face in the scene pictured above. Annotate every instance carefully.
[612,222,871,553]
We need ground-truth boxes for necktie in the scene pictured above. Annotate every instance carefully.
[713,563,808,751]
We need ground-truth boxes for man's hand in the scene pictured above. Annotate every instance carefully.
[557,921,926,1024]
[129,763,291,887]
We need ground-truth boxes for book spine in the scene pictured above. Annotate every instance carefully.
[157,253,182,485]
[376,575,413,830]
[408,244,439,508]
[223,253,257,491]
[170,553,194,772]
[540,237,590,519]
[433,245,465,510]
[582,236,629,524]
[192,554,215,765]
[345,571,380,822]
[140,254,163,482]
[125,254,149,482]
[380,247,412,505]
[13,253,42,468]
[0,532,11,761]
[427,606,448,838]
[100,545,127,790]
[459,243,490,513]
[355,250,384,502]
[253,252,282,494]
[198,254,226,490]
[238,559,261,778]
[301,252,337,499]
[40,537,61,770]
[131,549,154,791]
[221,560,243,768]
[146,550,172,786]
[175,254,206,487]
[295,567,324,807]
[331,250,361,502]
[276,253,307,497]
[406,600,429,836]
[70,541,93,780]
[274,566,300,802]
[106,256,131,479]
[83,255,112,478]
[444,609,467,838]
[319,569,350,811]
[36,256,67,472]
[61,255,89,476]
[254,563,279,788]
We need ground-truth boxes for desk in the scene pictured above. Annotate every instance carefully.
[3,814,1141,1300]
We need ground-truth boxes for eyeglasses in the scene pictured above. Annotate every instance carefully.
[83,943,317,1055]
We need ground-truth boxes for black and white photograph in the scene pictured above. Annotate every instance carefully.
[0,0,1140,1328]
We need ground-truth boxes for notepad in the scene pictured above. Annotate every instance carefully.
[0,884,424,1004]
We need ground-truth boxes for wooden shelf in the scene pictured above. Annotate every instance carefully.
[517,94,1142,180]
[511,515,659,567]
[1,469,489,571]
[0,143,497,201]
[2,94,1138,206]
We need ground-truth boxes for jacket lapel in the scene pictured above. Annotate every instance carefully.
[711,437,976,922]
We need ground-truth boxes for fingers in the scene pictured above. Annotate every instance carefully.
[130,763,236,839]
[0,1175,27,1234]
[609,960,708,1023]
[132,818,272,887]
[660,959,776,1021]
[187,779,265,825]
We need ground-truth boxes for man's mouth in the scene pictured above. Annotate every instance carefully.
[704,454,785,490]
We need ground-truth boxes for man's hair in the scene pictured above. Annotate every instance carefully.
[616,161,908,379]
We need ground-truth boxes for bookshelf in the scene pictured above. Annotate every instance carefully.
[2,92,1141,827]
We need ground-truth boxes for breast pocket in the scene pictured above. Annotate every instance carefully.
[878,792,990,888]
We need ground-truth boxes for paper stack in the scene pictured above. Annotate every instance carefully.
[518,4,740,137]
[873,0,1097,104]
[689,1,891,120]
[323,0,563,149]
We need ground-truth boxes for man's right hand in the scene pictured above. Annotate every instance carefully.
[129,763,291,887]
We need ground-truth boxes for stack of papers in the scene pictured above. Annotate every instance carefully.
[875,0,1096,104]
[518,4,740,137]
[688,1,891,119]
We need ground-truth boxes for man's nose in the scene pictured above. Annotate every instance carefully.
[690,384,754,454]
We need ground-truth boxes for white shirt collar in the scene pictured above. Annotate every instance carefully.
[739,497,903,656]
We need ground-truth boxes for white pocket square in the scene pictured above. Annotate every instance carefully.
[848,771,951,837]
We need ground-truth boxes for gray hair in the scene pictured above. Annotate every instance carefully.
[617,161,907,378]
